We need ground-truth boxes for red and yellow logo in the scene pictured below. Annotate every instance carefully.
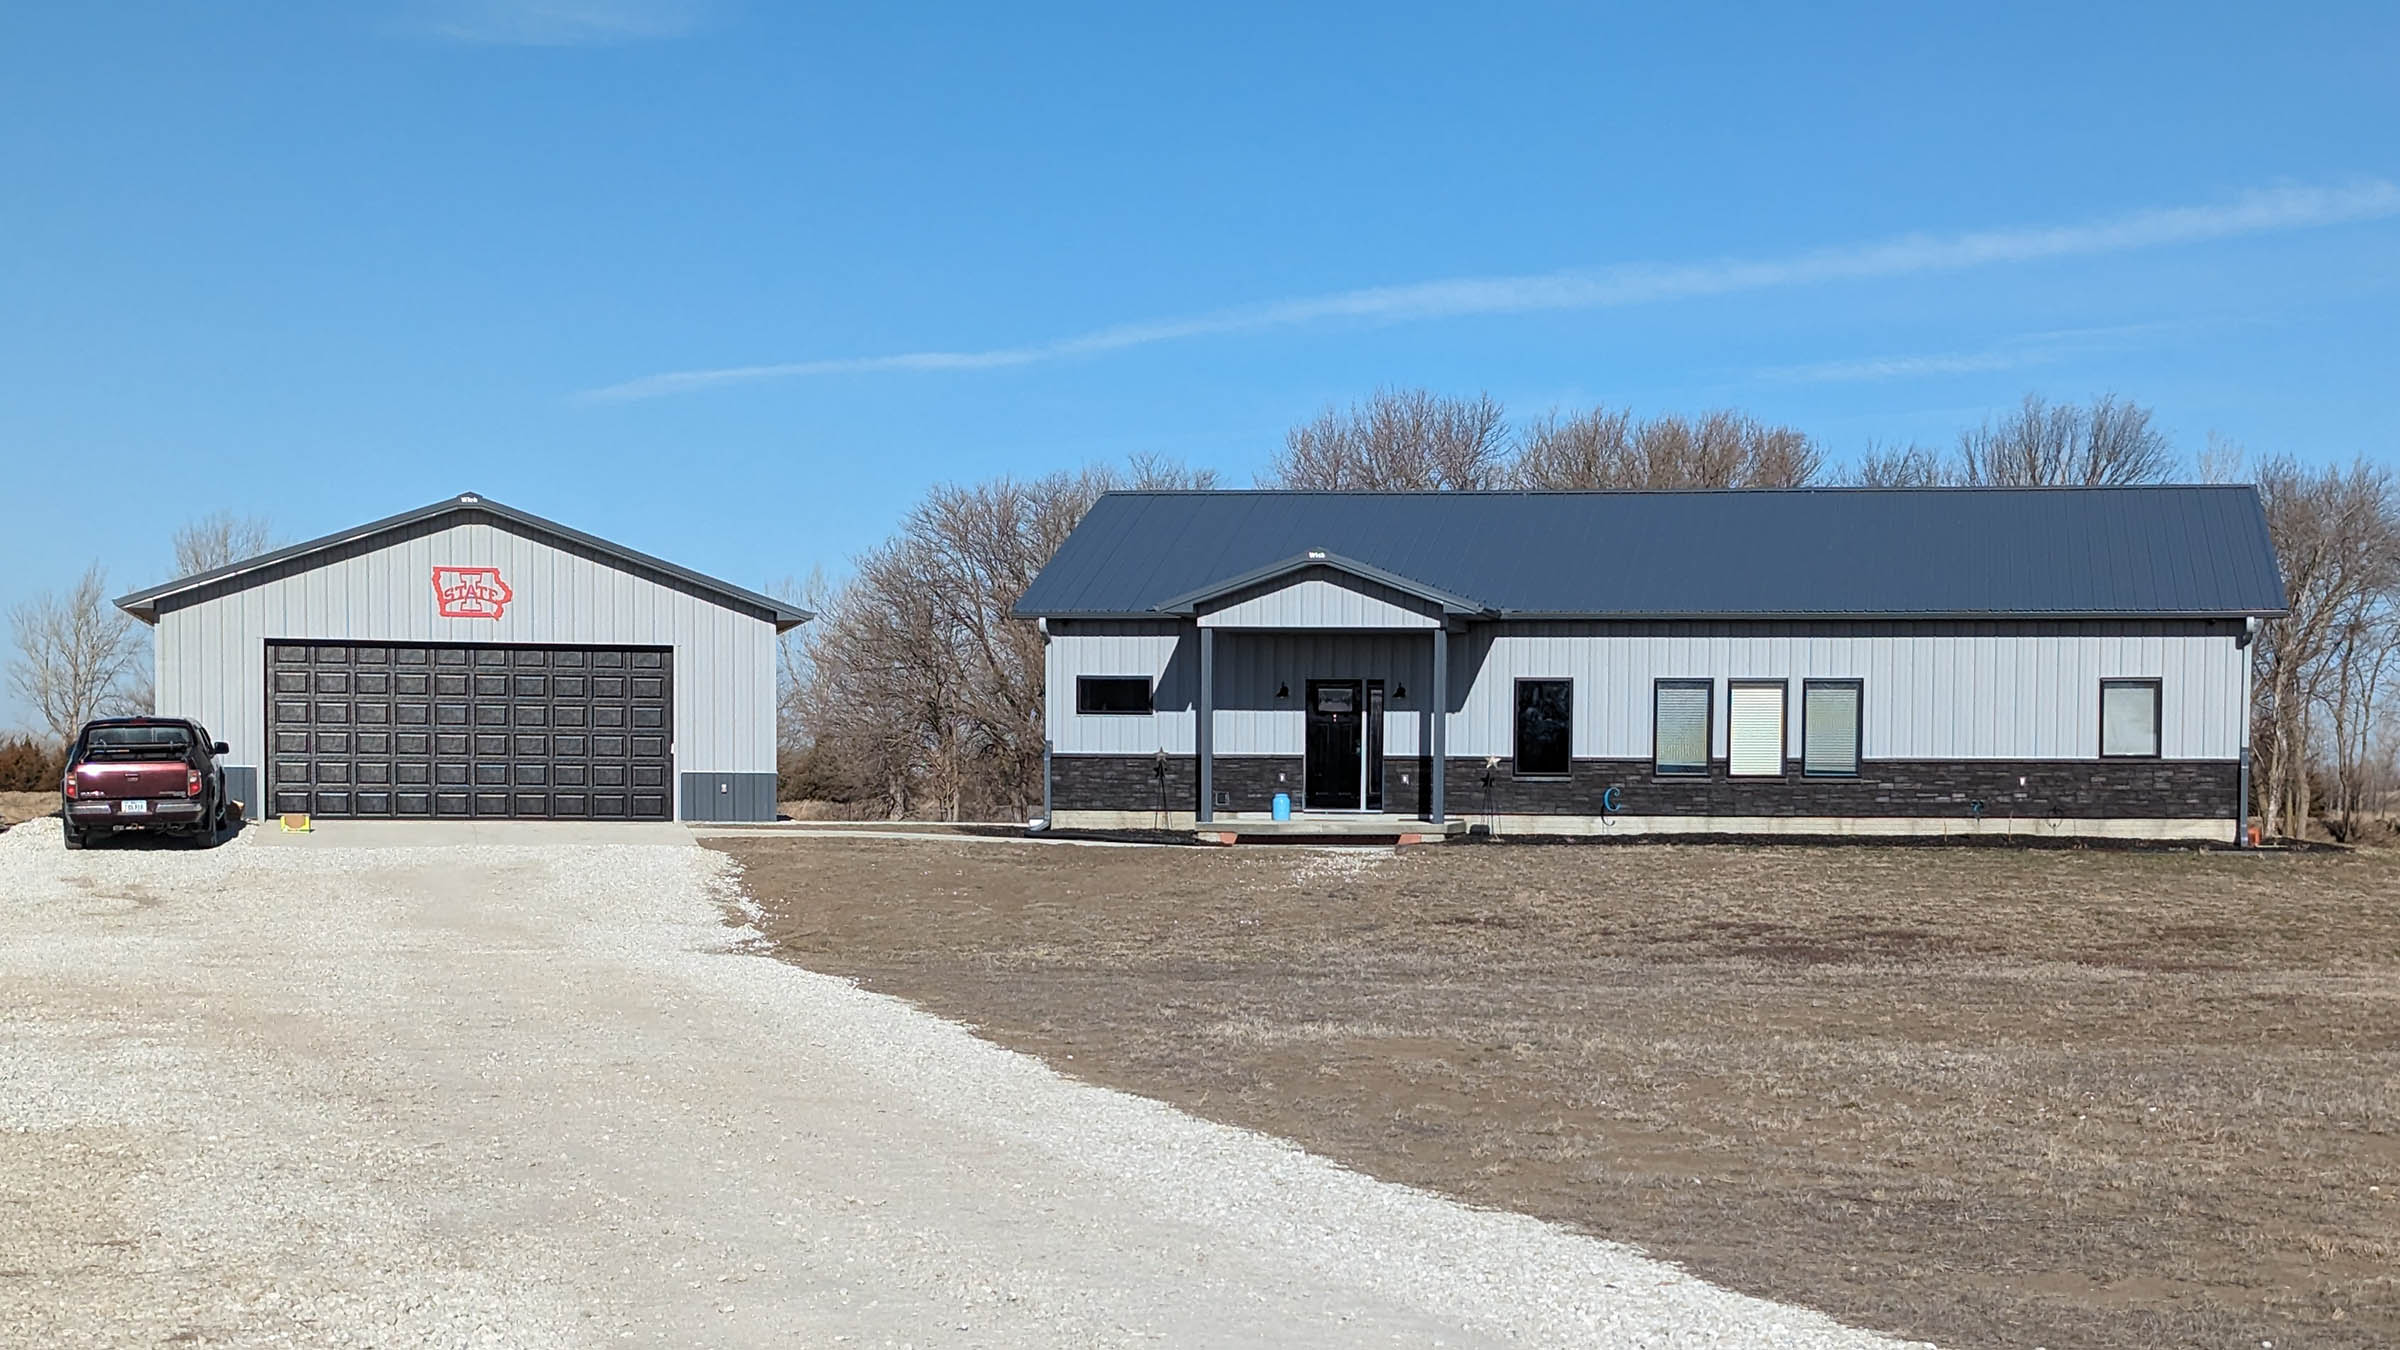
[432,566,513,620]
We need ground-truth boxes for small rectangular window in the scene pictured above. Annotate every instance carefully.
[1076,676,1153,715]
[1513,679,1573,777]
[2100,679,2161,758]
[1727,681,1786,778]
[1653,680,1711,776]
[1801,680,1862,777]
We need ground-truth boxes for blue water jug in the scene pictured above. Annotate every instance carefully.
[1271,792,1292,821]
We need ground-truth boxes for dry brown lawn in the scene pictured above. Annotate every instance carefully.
[712,836,2400,1350]
[0,791,59,827]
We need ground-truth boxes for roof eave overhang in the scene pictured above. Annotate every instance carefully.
[112,493,815,629]
[1022,606,2289,622]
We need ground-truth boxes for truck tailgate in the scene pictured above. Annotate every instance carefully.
[74,762,191,799]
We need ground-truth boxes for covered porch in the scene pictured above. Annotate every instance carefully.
[1159,550,1488,832]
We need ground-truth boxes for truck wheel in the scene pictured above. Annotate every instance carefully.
[62,824,87,851]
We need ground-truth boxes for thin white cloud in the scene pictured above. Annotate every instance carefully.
[583,179,2400,401]
[1757,322,2189,384]
[411,0,707,45]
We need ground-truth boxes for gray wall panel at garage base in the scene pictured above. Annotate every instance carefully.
[127,503,790,822]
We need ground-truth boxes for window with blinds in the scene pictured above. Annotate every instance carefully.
[2100,679,2161,758]
[1727,681,1786,777]
[1653,680,1711,776]
[1802,680,1862,777]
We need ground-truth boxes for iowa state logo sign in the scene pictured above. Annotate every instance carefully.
[432,565,513,620]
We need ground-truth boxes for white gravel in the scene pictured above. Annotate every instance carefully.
[0,819,1928,1349]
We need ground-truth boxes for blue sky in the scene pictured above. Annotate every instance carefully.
[4,2,2398,727]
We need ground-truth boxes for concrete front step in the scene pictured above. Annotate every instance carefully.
[1195,817,1470,846]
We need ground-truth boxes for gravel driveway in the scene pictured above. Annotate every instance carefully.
[0,820,1922,1349]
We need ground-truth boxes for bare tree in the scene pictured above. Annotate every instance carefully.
[173,511,277,577]
[1956,394,2176,486]
[6,563,148,743]
[792,454,1214,819]
[1851,440,1947,487]
[1265,389,1510,490]
[2248,455,2400,839]
[1512,408,1821,489]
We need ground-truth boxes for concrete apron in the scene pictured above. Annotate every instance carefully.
[249,819,697,849]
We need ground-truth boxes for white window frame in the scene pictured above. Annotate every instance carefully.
[1726,679,1788,779]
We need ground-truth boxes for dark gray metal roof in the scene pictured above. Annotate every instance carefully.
[1014,487,2287,620]
[115,492,814,630]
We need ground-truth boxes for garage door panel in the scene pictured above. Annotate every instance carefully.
[269,642,670,822]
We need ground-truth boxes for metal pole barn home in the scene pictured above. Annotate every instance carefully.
[1015,486,2287,844]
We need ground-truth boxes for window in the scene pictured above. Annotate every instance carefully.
[1653,680,1711,776]
[1801,680,1862,777]
[1727,681,1787,777]
[1513,679,1573,777]
[1076,676,1153,715]
[2100,678,2161,758]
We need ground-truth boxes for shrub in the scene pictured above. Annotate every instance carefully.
[0,736,65,793]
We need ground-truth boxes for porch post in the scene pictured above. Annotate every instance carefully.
[1197,625,1215,824]
[1429,627,1447,823]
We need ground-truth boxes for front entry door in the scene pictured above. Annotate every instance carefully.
[1304,679,1364,810]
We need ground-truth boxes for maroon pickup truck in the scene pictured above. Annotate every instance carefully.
[61,717,236,850]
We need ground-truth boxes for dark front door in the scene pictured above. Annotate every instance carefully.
[1304,679,1364,810]
[267,642,673,820]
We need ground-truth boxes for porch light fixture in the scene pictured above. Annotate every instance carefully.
[1275,682,1289,701]
[1394,683,1406,699]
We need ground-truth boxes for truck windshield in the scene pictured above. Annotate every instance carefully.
[81,725,194,758]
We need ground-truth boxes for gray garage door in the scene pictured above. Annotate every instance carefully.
[267,642,672,819]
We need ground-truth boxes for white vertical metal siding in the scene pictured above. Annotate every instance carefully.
[149,520,780,804]
[1048,619,2248,761]
[1196,571,1442,629]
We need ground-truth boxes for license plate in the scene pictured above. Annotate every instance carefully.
[119,799,149,815]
